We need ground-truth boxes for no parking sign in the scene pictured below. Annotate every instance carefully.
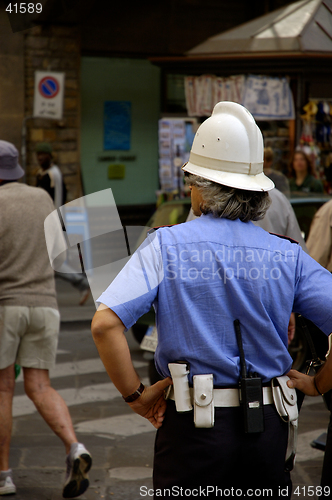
[33,71,65,119]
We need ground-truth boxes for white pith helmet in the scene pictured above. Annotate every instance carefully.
[182,101,274,192]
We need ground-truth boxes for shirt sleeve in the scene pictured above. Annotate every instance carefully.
[97,231,163,330]
[293,249,332,335]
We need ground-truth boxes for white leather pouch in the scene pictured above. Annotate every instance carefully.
[272,375,298,423]
[168,363,193,412]
[193,374,214,428]
[272,375,298,469]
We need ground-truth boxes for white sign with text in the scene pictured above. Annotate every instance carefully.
[33,71,65,120]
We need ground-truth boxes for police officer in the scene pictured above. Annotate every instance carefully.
[91,102,332,499]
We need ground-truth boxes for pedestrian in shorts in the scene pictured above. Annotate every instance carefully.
[0,140,92,498]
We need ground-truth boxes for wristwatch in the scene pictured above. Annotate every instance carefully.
[123,382,145,403]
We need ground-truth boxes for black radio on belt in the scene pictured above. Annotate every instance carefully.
[234,319,264,434]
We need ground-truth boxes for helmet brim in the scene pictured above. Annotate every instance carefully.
[182,161,274,192]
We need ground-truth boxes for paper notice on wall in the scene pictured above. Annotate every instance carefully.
[242,75,295,120]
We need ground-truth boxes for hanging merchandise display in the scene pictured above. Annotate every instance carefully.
[184,74,294,120]
[315,102,331,146]
[316,102,332,192]
[298,100,332,193]
[299,101,317,145]
[185,75,245,117]
[242,75,295,121]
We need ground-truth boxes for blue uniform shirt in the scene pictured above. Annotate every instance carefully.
[97,214,332,386]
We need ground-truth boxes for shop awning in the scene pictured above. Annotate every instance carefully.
[187,0,332,57]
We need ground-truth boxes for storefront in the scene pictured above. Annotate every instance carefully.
[150,0,332,195]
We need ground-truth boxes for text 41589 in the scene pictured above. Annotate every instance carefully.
[6,3,42,14]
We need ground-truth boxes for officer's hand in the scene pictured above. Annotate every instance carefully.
[127,377,172,429]
[286,369,319,396]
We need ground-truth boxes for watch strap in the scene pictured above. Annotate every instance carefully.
[123,382,145,403]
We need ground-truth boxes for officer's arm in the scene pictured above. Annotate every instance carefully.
[287,348,332,396]
[91,306,141,399]
[91,304,171,429]
[315,350,332,395]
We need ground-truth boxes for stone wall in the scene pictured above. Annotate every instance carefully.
[24,25,82,201]
[0,9,24,150]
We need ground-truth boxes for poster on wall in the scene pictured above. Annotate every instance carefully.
[104,101,131,150]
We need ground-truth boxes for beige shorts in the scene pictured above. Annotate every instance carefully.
[0,306,60,370]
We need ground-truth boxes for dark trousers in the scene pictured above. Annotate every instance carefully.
[153,401,291,499]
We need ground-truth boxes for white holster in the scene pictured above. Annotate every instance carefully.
[272,375,298,468]
[168,363,193,412]
[193,374,215,428]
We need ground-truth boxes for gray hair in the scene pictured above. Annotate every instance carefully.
[185,173,271,222]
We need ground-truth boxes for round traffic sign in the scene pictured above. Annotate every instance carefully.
[38,76,60,99]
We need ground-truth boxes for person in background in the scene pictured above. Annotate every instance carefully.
[35,142,91,306]
[263,147,290,198]
[0,140,92,498]
[253,188,307,253]
[306,198,332,494]
[36,142,66,210]
[289,150,323,194]
[307,199,332,271]
[288,336,332,498]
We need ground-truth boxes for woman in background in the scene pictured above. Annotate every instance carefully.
[289,150,323,194]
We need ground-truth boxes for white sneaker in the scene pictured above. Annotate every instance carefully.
[0,470,16,496]
[62,443,92,498]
